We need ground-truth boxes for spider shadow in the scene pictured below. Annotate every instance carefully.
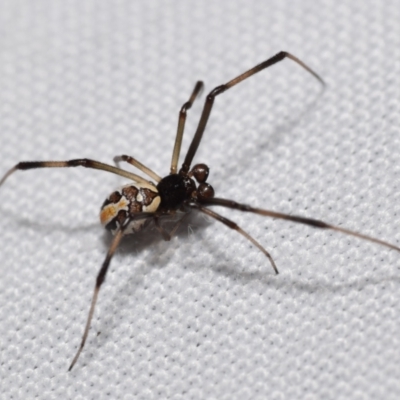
[225,88,325,177]
[0,207,99,234]
[88,209,212,357]
[89,202,400,367]
[265,88,325,151]
[200,230,400,294]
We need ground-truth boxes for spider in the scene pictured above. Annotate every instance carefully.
[1,51,399,371]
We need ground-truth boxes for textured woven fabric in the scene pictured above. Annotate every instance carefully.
[1,1,399,399]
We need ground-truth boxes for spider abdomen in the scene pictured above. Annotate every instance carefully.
[100,182,160,235]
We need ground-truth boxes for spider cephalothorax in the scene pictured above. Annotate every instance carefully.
[1,51,398,371]
[157,173,195,210]
[156,163,216,210]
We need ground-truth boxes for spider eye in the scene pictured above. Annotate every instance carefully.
[192,163,209,183]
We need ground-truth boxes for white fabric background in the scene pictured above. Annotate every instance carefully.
[0,1,399,399]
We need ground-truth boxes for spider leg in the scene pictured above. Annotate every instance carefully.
[192,204,279,274]
[200,197,400,253]
[0,159,150,187]
[68,221,128,371]
[114,155,161,183]
[170,81,204,174]
[154,210,191,241]
[181,52,325,173]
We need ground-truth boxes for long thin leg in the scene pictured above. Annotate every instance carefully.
[199,197,400,253]
[192,204,278,274]
[114,155,162,183]
[154,211,190,241]
[0,159,151,187]
[68,223,127,371]
[181,52,325,173]
[170,81,204,174]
